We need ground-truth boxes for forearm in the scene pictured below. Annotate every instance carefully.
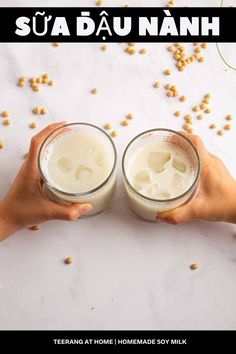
[220,181,236,224]
[0,202,21,241]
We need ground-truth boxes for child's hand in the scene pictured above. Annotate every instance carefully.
[0,122,92,240]
[157,132,236,225]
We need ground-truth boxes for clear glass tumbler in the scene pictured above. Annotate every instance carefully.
[38,123,117,216]
[122,129,201,222]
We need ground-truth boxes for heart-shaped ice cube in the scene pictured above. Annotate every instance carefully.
[148,151,171,173]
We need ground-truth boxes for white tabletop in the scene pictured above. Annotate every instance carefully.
[0,0,236,330]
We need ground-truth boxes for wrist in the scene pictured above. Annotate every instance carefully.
[0,201,21,241]
[221,181,236,224]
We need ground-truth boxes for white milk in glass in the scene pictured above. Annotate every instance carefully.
[128,143,195,200]
[123,130,200,221]
[39,124,117,216]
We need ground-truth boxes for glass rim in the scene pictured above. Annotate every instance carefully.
[122,128,201,203]
[38,122,117,197]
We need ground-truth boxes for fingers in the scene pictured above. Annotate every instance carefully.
[177,131,209,158]
[27,122,67,177]
[156,203,196,225]
[46,202,93,221]
[168,131,209,164]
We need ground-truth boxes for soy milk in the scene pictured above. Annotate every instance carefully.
[127,143,195,200]
[39,124,117,215]
[123,132,200,222]
[46,133,113,194]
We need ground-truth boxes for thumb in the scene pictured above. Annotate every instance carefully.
[156,204,195,225]
[47,202,93,221]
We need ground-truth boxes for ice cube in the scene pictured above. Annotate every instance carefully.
[146,184,159,198]
[133,170,151,191]
[173,157,187,173]
[95,152,106,167]
[78,146,94,158]
[57,157,73,173]
[172,173,186,191]
[158,191,172,200]
[75,165,93,183]
[146,184,171,200]
[148,151,171,173]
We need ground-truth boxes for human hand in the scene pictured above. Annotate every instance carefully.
[156,132,236,225]
[0,122,93,240]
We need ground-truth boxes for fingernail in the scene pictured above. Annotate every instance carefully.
[80,204,93,214]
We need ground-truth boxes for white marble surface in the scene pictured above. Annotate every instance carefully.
[0,0,236,330]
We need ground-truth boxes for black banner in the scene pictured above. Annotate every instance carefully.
[0,330,235,352]
[0,7,235,43]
